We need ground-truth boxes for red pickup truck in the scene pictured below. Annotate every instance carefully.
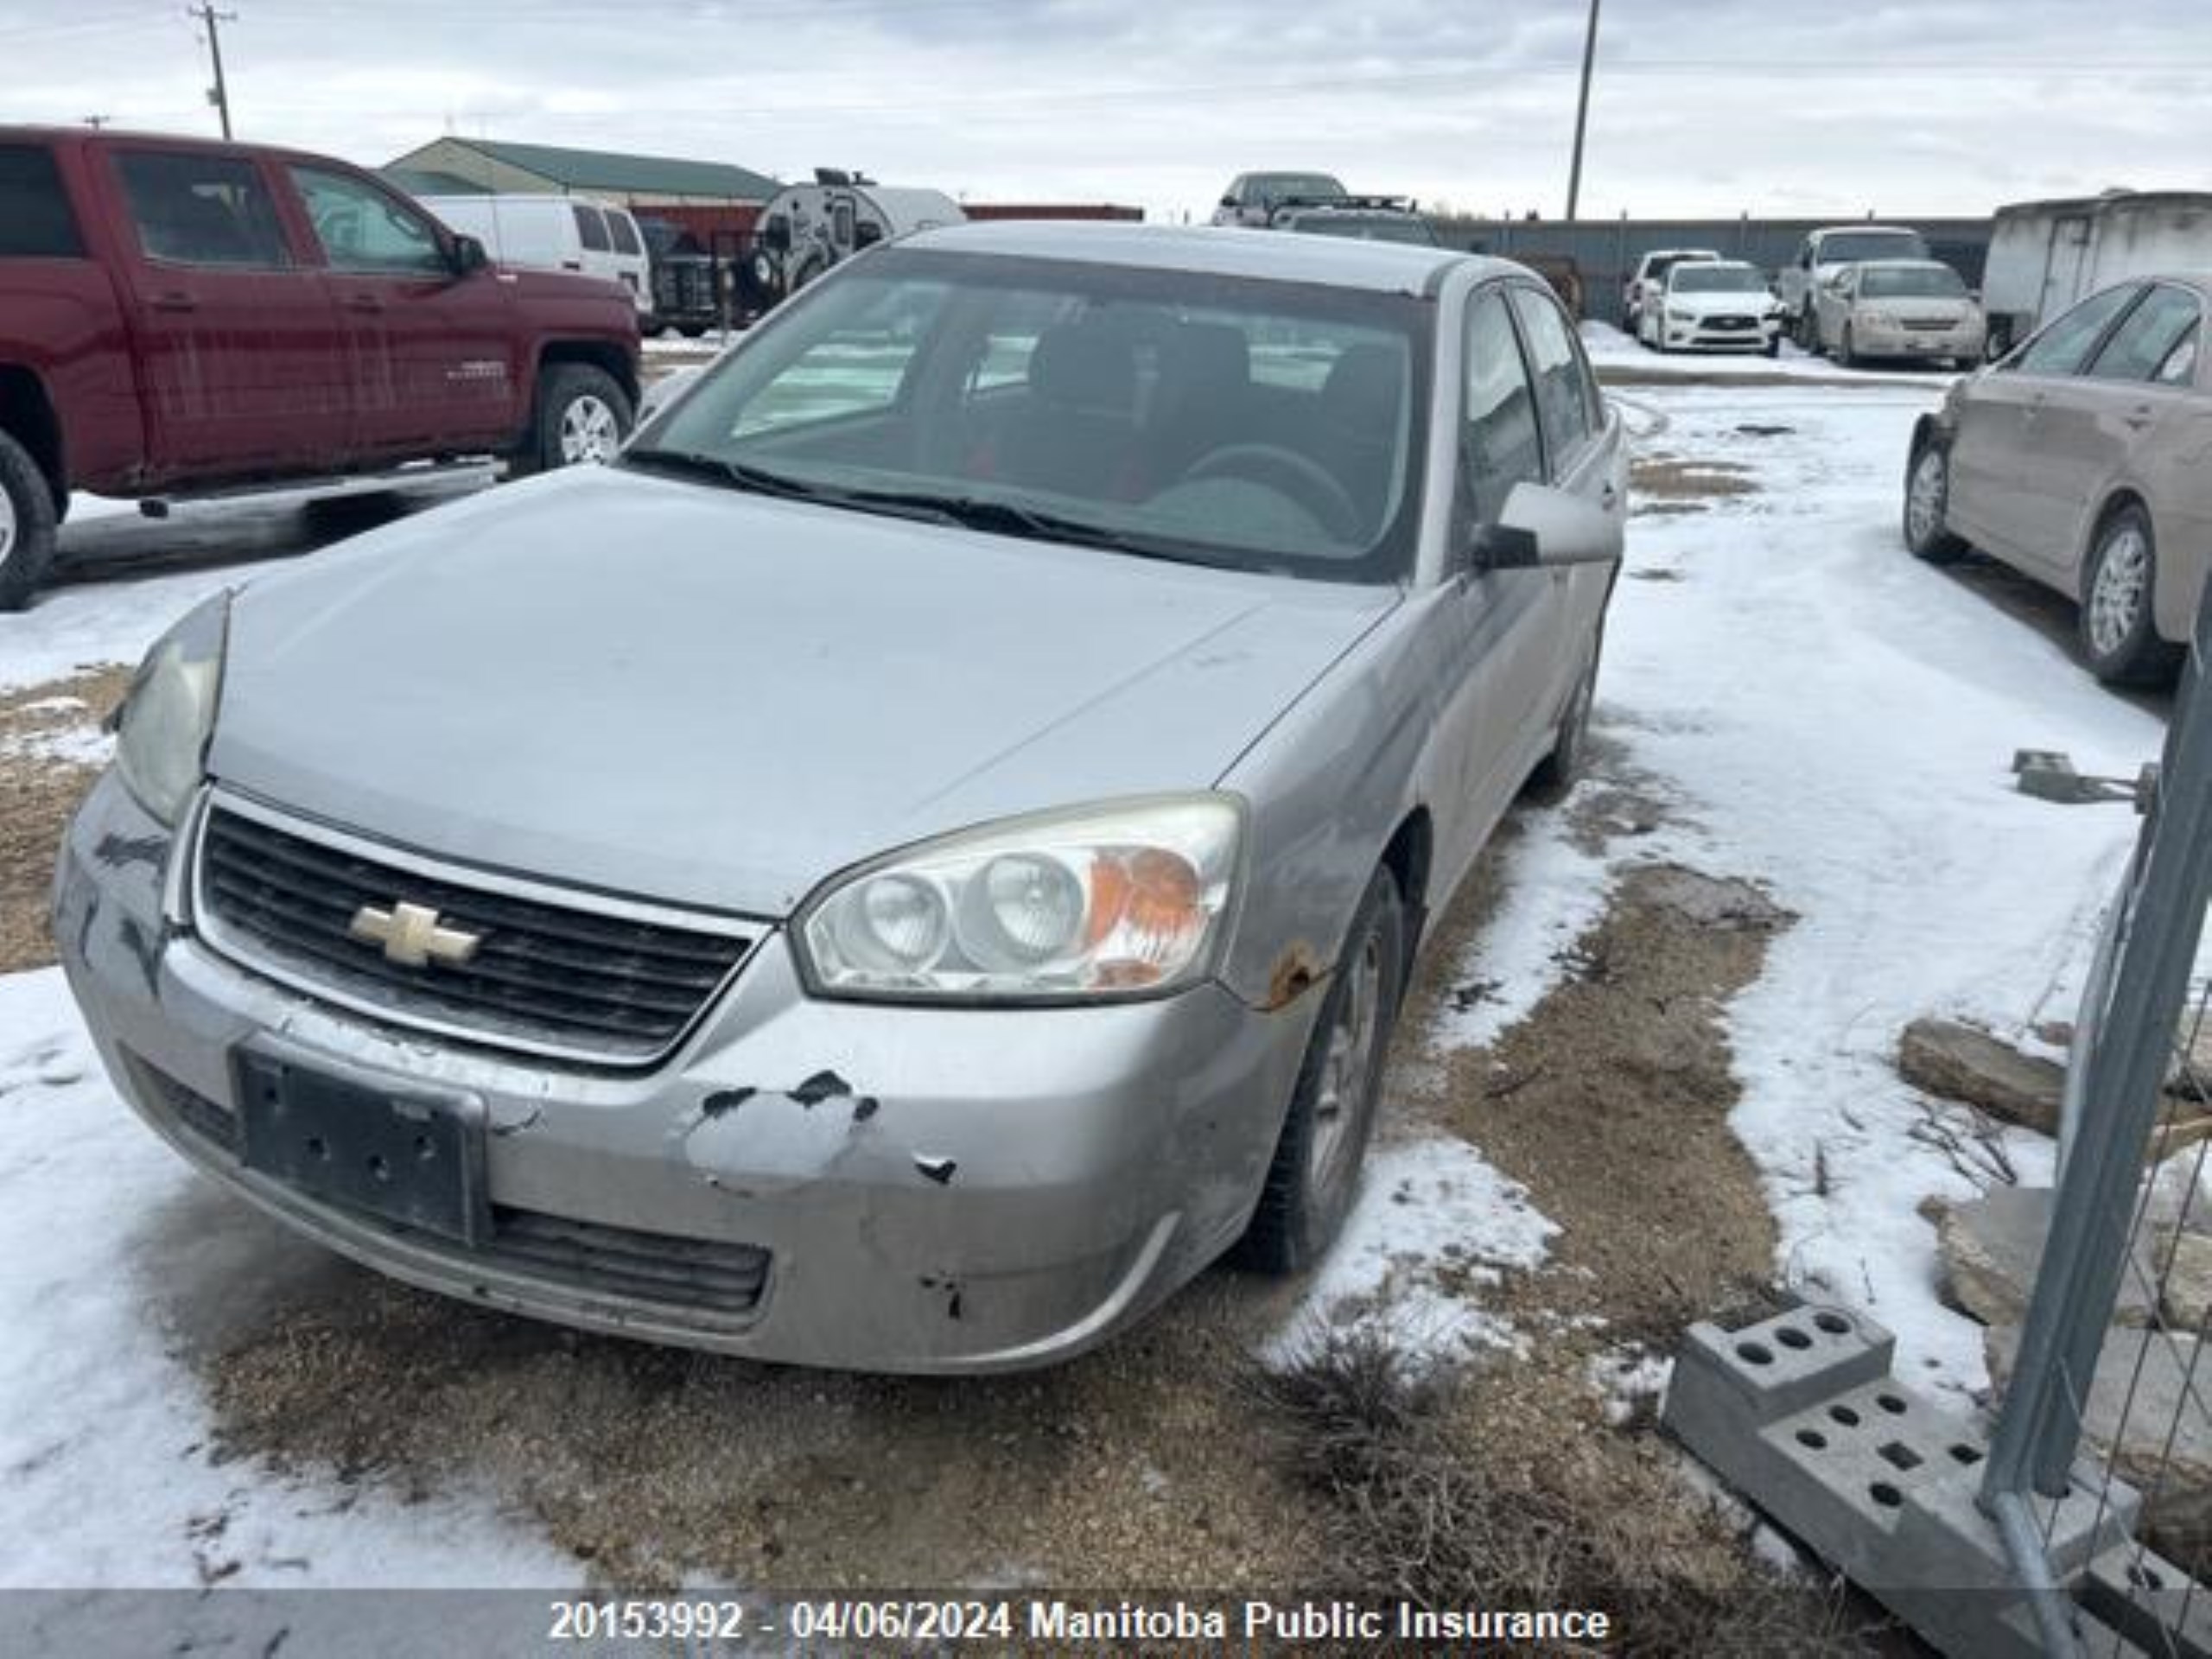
[0,127,641,607]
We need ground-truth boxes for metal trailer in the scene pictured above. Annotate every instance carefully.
[1981,190,2212,356]
[742,169,965,318]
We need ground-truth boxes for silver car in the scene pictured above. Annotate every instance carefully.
[54,223,1624,1372]
[1812,259,1986,369]
[1904,275,2210,683]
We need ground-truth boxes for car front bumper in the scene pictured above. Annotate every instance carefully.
[1661,315,1781,351]
[1849,323,1985,359]
[54,773,1315,1373]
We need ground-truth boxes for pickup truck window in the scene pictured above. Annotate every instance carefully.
[117,150,290,269]
[574,205,612,253]
[0,144,83,258]
[607,212,643,257]
[289,165,447,275]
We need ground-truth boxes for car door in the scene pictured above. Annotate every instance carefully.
[1427,283,1554,885]
[1510,283,1620,679]
[284,162,524,456]
[2030,283,2207,582]
[102,143,349,475]
[1816,266,1854,350]
[1949,283,2144,564]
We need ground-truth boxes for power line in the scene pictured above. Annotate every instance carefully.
[188,3,238,140]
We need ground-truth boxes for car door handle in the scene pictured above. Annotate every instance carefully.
[1600,482,1620,509]
[149,290,197,313]
[2123,407,2154,431]
[342,293,386,314]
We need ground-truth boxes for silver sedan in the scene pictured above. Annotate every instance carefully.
[55,223,1624,1372]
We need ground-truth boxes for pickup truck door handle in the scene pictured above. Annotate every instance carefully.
[149,290,198,313]
[342,293,387,314]
[2123,406,2155,431]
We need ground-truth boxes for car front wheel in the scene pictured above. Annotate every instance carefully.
[1904,440,1967,563]
[0,429,59,612]
[1237,865,1406,1274]
[2080,505,2183,685]
[513,364,635,476]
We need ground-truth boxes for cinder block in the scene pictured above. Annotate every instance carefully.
[1666,1303,1896,1432]
[2083,1543,2212,1659]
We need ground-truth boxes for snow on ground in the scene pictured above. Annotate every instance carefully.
[0,969,571,1592]
[2,558,286,693]
[1439,374,2159,1396]
[1582,321,1966,389]
[1268,1137,1557,1367]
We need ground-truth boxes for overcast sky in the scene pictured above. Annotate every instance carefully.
[7,0,2209,222]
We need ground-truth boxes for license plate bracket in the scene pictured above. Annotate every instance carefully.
[236,1053,490,1246]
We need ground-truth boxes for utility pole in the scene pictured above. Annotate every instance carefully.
[190,3,238,139]
[82,115,110,129]
[1564,0,1602,221]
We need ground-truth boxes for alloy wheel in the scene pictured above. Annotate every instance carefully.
[2088,524,2152,657]
[1906,448,1947,546]
[1306,925,1385,1201]
[558,395,622,465]
[0,484,16,565]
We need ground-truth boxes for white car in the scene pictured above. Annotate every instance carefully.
[420,194,653,322]
[1777,225,1931,347]
[1813,260,1986,368]
[1622,247,1721,332]
[1637,260,1782,355]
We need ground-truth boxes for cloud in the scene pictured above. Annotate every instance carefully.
[7,0,2209,220]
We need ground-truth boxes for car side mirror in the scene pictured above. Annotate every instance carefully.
[1472,482,1623,571]
[450,232,489,276]
[1219,195,1238,209]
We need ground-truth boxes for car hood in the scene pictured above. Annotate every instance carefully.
[1856,300,1980,324]
[210,466,1396,918]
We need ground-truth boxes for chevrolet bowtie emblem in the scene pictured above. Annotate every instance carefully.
[347,900,484,969]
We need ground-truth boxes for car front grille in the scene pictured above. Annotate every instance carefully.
[1701,315,1759,330]
[1902,318,1957,332]
[194,797,758,1065]
[133,1052,772,1318]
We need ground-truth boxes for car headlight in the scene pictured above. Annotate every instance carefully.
[796,795,1243,1002]
[114,593,229,827]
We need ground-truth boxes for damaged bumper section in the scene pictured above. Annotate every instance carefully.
[54,776,1313,1373]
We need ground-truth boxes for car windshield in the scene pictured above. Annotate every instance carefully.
[1820,232,1929,264]
[636,247,1429,583]
[1859,265,1967,298]
[1287,213,1437,246]
[1259,175,1345,202]
[1672,265,1767,293]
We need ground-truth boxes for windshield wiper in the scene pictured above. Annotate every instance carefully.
[621,448,826,502]
[825,488,1152,550]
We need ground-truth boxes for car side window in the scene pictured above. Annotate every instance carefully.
[1462,289,1544,524]
[288,166,448,276]
[2015,285,2142,377]
[573,205,612,253]
[0,144,84,258]
[117,149,290,269]
[1509,287,1598,473]
[2084,285,2202,384]
[607,211,643,257]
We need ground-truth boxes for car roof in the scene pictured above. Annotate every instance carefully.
[904,219,1491,295]
[1811,225,1922,238]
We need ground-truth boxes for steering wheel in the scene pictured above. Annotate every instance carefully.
[1182,443,1362,541]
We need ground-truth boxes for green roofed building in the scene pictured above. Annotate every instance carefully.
[383,137,779,210]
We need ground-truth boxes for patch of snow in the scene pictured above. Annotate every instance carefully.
[0,968,573,1589]
[0,725,112,766]
[1582,321,1965,389]
[1587,1348,1673,1427]
[1268,1136,1556,1368]
[0,563,276,693]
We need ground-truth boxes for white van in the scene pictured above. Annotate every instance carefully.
[419,194,652,320]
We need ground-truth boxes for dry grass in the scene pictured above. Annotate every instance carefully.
[1248,1327,1890,1656]
[0,666,129,973]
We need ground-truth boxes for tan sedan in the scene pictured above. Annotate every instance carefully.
[1904,275,2212,683]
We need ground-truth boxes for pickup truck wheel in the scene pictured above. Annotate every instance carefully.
[0,430,60,612]
[515,365,633,475]
[1904,440,1967,563]
[2080,506,2184,686]
[1236,865,1406,1275]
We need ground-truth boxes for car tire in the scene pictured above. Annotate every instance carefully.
[1526,636,1601,803]
[1840,324,1862,369]
[2079,505,2184,686]
[1903,439,1968,564]
[512,364,633,477]
[1796,308,1819,353]
[0,429,60,613]
[1236,865,1407,1275]
[677,324,709,340]
[1763,337,1781,359]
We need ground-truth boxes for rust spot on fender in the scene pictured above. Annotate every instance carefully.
[1262,940,1325,1010]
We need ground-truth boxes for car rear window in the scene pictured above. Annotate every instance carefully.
[573,205,612,252]
[0,144,84,258]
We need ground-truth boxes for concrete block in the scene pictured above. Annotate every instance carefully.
[1666,1303,1895,1433]
[2083,1542,2212,1659]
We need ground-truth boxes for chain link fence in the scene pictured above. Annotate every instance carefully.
[1982,596,2212,1656]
